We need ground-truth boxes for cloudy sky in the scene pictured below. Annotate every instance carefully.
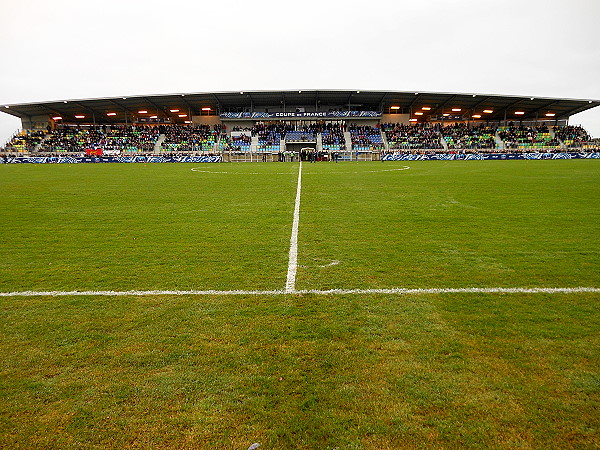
[1,0,599,143]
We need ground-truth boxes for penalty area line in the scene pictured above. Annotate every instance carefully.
[0,287,598,297]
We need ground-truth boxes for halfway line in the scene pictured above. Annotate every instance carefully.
[0,287,598,297]
[285,162,303,293]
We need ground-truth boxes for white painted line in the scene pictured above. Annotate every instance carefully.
[285,162,303,293]
[191,168,294,175]
[0,289,285,297]
[0,287,598,297]
[191,166,410,175]
[297,287,600,295]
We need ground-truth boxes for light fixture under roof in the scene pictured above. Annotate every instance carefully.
[202,107,211,111]
[107,112,117,116]
[390,106,400,110]
[421,107,431,110]
[409,118,418,122]
[150,115,157,119]
[452,108,461,112]
[414,112,423,116]
[178,114,188,117]
[545,112,556,117]
[52,116,62,120]
[138,110,148,114]
[170,109,180,113]
[483,109,493,113]
[472,114,481,119]
[515,111,525,115]
[75,115,85,119]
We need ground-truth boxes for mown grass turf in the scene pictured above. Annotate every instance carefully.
[0,163,299,291]
[298,160,600,290]
[0,160,599,448]
[1,292,597,448]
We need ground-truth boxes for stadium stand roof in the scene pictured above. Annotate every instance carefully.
[2,90,599,124]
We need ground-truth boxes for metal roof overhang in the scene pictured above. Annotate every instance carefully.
[1,90,598,123]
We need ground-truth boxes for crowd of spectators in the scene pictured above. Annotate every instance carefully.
[4,123,599,154]
[442,124,497,149]
[498,124,559,149]
[161,124,219,152]
[321,124,346,151]
[220,134,252,152]
[348,124,384,150]
[256,131,281,152]
[3,129,46,152]
[554,125,590,148]
[34,125,159,153]
[381,123,443,150]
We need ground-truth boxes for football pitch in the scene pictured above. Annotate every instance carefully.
[1,160,598,448]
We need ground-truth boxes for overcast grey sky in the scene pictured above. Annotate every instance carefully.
[1,0,599,143]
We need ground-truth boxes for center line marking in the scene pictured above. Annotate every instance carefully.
[0,287,598,297]
[285,162,303,293]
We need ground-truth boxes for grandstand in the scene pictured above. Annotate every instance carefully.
[442,124,498,150]
[1,90,599,162]
[381,123,443,151]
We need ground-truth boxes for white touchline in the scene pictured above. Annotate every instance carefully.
[0,287,598,297]
[285,162,303,293]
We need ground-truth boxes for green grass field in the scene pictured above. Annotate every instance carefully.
[1,160,598,448]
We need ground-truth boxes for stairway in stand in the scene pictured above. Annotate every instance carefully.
[344,130,353,153]
[439,132,448,151]
[380,130,390,152]
[34,133,52,152]
[154,134,166,153]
